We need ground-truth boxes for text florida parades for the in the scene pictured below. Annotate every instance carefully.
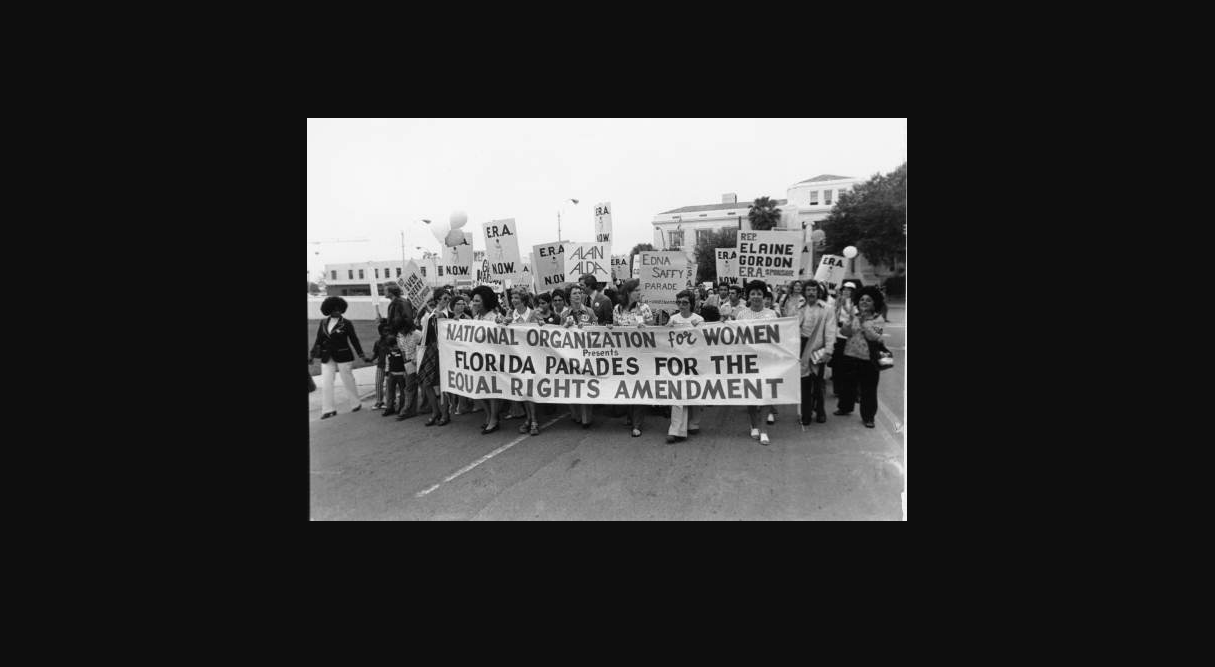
[439,319,802,406]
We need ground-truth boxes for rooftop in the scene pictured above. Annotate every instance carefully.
[659,199,787,215]
[795,174,853,184]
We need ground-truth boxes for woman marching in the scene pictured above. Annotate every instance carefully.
[468,285,504,433]
[417,288,453,427]
[833,285,887,428]
[735,280,778,445]
[610,279,655,438]
[563,283,597,428]
[665,289,704,443]
[445,294,474,416]
[310,296,367,419]
[499,287,533,423]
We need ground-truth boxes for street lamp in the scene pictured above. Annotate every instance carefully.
[557,198,579,242]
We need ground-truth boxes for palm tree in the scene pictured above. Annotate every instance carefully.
[747,196,782,230]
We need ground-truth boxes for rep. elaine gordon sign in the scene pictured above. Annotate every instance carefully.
[438,318,800,406]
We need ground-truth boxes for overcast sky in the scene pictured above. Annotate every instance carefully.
[307,118,906,279]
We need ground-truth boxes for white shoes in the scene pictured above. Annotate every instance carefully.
[760,433,770,446]
[767,414,775,424]
[750,428,760,439]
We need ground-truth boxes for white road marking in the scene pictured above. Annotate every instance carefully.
[877,397,904,434]
[414,416,563,498]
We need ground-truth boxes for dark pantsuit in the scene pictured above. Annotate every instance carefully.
[799,337,826,423]
[835,355,879,422]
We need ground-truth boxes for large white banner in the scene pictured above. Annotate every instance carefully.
[564,242,611,284]
[715,248,740,286]
[737,230,802,282]
[594,202,612,244]
[532,242,567,289]
[397,260,432,309]
[814,254,847,290]
[638,251,688,313]
[482,218,524,282]
[439,318,801,406]
[440,245,475,285]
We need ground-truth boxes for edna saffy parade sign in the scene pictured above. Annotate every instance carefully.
[438,318,800,406]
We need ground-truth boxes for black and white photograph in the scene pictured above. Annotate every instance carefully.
[307,118,907,520]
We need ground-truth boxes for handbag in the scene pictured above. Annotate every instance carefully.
[869,340,895,371]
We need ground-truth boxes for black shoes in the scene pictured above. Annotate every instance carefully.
[482,422,499,434]
[351,405,361,413]
[396,411,416,421]
[688,428,700,435]
[833,409,852,416]
[816,414,826,423]
[437,417,450,426]
[666,435,686,444]
[382,408,397,417]
[320,411,336,420]
[864,421,875,428]
[424,416,438,426]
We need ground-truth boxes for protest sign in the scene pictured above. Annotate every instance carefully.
[482,218,524,282]
[397,260,432,309]
[638,251,687,313]
[439,318,800,406]
[736,230,802,281]
[715,248,740,286]
[798,240,813,278]
[611,255,630,282]
[594,202,612,244]
[439,244,474,285]
[686,262,698,291]
[564,242,611,284]
[532,242,567,289]
[814,254,847,290]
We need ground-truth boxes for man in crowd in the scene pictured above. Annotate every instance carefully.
[579,273,614,325]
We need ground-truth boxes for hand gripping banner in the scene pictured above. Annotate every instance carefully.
[438,318,801,406]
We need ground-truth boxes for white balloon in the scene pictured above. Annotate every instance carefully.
[843,245,858,259]
[449,210,468,230]
[430,219,451,243]
[444,229,465,246]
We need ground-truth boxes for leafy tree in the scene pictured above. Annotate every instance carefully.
[692,227,738,283]
[819,162,907,269]
[627,242,657,272]
[308,282,321,295]
[747,196,782,230]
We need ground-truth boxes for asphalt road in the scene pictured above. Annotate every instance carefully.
[310,305,905,520]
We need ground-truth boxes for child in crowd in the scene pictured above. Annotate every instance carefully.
[365,320,391,410]
[392,319,423,420]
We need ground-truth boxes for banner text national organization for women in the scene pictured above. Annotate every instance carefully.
[439,319,801,406]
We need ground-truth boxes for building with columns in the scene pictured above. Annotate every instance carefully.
[650,174,897,286]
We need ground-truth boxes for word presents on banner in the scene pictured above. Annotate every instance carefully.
[438,318,800,406]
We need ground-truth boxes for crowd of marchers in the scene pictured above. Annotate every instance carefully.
[311,274,893,446]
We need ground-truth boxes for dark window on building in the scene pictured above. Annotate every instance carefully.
[396,267,402,277]
[331,270,337,280]
[374,268,379,279]
[824,190,833,205]
[348,270,353,280]
[358,269,364,280]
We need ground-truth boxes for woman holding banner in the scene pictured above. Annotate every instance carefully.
[469,285,504,433]
[418,288,453,427]
[736,280,778,445]
[500,287,532,424]
[445,295,475,416]
[610,279,655,438]
[563,284,597,428]
[665,289,704,443]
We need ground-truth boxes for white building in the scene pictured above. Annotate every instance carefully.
[650,174,895,286]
